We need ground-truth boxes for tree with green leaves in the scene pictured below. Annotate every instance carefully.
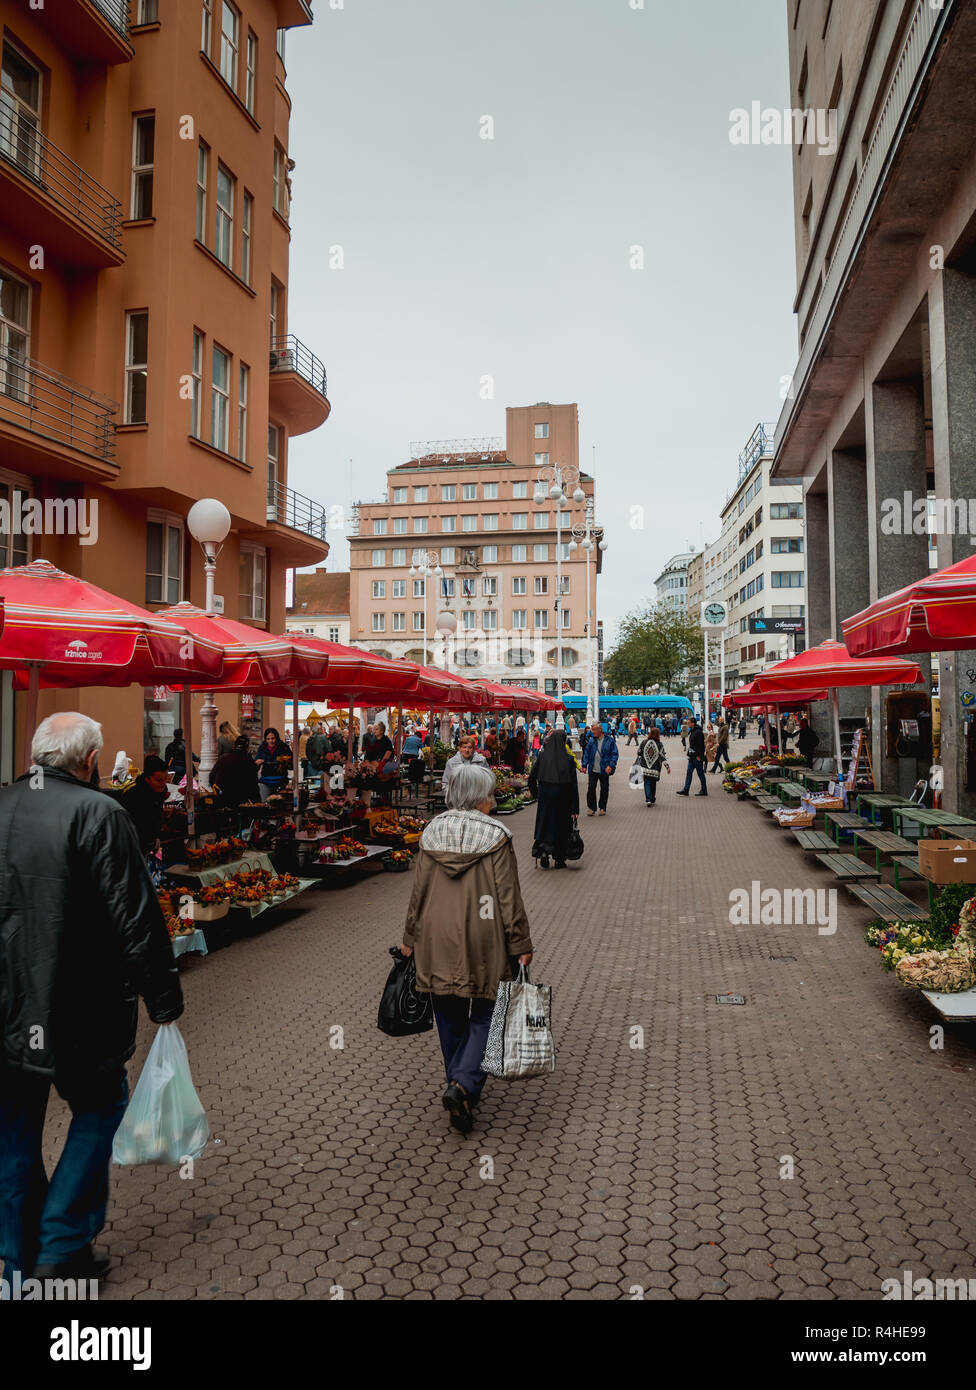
[604,603,704,694]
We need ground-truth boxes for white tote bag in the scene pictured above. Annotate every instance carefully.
[481,966,555,1079]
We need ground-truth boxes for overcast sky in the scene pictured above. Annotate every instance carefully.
[285,0,798,646]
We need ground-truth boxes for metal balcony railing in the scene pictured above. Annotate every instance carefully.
[269,335,328,399]
[0,94,123,251]
[89,0,129,39]
[0,350,118,462]
[266,478,328,541]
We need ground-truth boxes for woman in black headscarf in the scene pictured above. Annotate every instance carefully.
[527,728,580,870]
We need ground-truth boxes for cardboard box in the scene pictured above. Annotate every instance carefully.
[918,838,976,885]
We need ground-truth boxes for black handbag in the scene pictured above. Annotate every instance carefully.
[565,818,584,861]
[377,946,433,1036]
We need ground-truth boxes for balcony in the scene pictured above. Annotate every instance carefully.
[254,477,329,566]
[0,350,119,482]
[0,97,124,267]
[61,0,133,63]
[268,335,331,435]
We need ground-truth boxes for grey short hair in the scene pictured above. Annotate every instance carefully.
[448,761,496,811]
[32,712,104,775]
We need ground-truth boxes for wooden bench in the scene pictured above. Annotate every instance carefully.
[814,852,880,882]
[851,829,915,876]
[845,882,930,923]
[791,829,842,853]
[755,796,781,811]
[824,811,871,845]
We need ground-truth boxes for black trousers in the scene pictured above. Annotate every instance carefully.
[586,771,610,811]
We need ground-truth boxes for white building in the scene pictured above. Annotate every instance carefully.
[654,552,695,614]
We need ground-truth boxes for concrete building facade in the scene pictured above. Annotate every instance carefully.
[654,552,694,615]
[0,0,331,773]
[772,0,976,800]
[348,403,602,699]
[286,569,349,645]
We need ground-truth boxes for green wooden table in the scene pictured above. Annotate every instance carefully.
[800,770,834,790]
[814,852,880,883]
[890,807,976,841]
[851,828,915,876]
[824,810,871,845]
[890,854,937,911]
[856,792,912,827]
[845,882,930,923]
[791,829,841,853]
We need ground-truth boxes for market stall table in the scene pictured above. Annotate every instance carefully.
[824,811,871,845]
[309,845,392,875]
[920,986,976,1023]
[856,792,913,827]
[166,852,317,916]
[799,770,835,791]
[850,828,915,876]
[890,807,976,841]
[172,929,209,959]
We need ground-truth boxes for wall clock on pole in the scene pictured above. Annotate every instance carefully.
[701,601,727,632]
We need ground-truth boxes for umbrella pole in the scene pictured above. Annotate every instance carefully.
[831,688,843,782]
[292,682,300,814]
[183,688,195,838]
[24,663,39,774]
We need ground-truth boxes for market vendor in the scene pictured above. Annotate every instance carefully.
[254,727,292,802]
[120,754,170,854]
[211,735,261,807]
[371,721,395,768]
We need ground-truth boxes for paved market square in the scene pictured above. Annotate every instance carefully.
[52,740,976,1301]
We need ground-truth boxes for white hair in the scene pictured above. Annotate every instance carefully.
[32,712,104,775]
[448,762,496,811]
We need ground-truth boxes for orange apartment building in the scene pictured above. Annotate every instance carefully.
[348,403,603,699]
[0,0,330,777]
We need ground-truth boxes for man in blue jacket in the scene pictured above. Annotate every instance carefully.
[581,720,619,816]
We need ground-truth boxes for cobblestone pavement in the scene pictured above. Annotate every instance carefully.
[46,738,976,1300]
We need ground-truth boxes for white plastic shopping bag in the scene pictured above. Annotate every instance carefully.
[481,966,555,1079]
[112,1024,210,1165]
[628,763,642,789]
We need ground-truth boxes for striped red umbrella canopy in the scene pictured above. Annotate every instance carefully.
[750,639,922,694]
[275,634,419,699]
[842,553,976,657]
[723,682,828,709]
[158,602,325,689]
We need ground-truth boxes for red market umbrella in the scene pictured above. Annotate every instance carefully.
[842,553,976,657]
[749,639,922,776]
[159,602,326,689]
[723,682,828,708]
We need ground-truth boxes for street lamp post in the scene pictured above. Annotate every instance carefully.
[435,609,457,742]
[187,498,232,787]
[569,499,608,726]
[409,548,443,668]
[534,461,585,726]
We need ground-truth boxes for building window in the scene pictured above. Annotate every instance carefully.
[560,609,571,629]
[483,514,498,530]
[534,576,548,595]
[483,576,497,597]
[559,542,570,561]
[412,516,428,533]
[533,610,549,630]
[327,625,340,642]
[512,576,526,596]
[146,512,183,604]
[392,486,407,503]
[372,580,386,598]
[533,544,548,562]
[189,330,203,437]
[512,544,527,563]
[130,114,154,219]
[441,516,456,533]
[771,537,803,554]
[534,423,549,439]
[534,452,549,468]
[371,612,385,633]
[0,44,41,180]
[513,480,528,498]
[371,548,386,566]
[461,611,476,631]
[512,513,527,529]
[0,269,31,403]
[124,310,149,423]
[482,545,497,564]
[245,31,257,114]
[511,611,527,630]
[137,0,158,20]
[412,578,425,598]
[238,363,248,461]
[462,515,477,532]
[241,191,253,283]
[392,579,406,598]
[210,344,230,449]
[267,424,279,502]
[413,611,425,631]
[557,511,571,527]
[440,577,455,598]
[373,518,387,535]
[392,612,405,632]
[462,483,477,501]
[413,485,428,502]
[440,546,455,565]
[392,548,406,566]
[272,143,289,219]
[441,484,456,501]
[201,0,212,53]
[483,610,498,630]
[534,512,549,529]
[215,164,234,267]
[770,502,804,519]
[772,571,803,588]
[220,0,239,87]
[195,141,208,241]
[0,472,31,567]
[483,482,498,500]
[558,575,570,594]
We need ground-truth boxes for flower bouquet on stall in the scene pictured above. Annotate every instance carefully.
[383,848,414,872]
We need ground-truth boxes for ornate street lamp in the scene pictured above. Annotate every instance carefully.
[408,548,443,666]
[187,497,231,785]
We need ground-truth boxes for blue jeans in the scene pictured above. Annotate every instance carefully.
[682,756,707,793]
[431,995,495,1100]
[0,1066,128,1279]
[643,774,658,803]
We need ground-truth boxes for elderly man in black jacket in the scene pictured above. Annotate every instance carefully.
[0,712,183,1284]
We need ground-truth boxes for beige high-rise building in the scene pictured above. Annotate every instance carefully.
[348,404,603,699]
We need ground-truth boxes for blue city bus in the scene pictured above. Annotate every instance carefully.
[560,694,694,721]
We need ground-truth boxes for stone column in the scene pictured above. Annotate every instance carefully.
[929,268,976,812]
[828,449,871,744]
[865,378,930,792]
[804,486,831,646]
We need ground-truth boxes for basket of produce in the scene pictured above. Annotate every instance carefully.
[494,794,524,815]
[382,849,414,872]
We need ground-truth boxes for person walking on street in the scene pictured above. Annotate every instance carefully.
[710,719,731,773]
[738,716,747,739]
[581,720,619,815]
[637,726,668,805]
[704,723,718,770]
[528,728,580,867]
[626,715,639,746]
[0,713,184,1284]
[400,764,533,1135]
[676,715,708,796]
[442,734,488,807]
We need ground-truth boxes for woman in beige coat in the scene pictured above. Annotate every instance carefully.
[401,763,533,1134]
